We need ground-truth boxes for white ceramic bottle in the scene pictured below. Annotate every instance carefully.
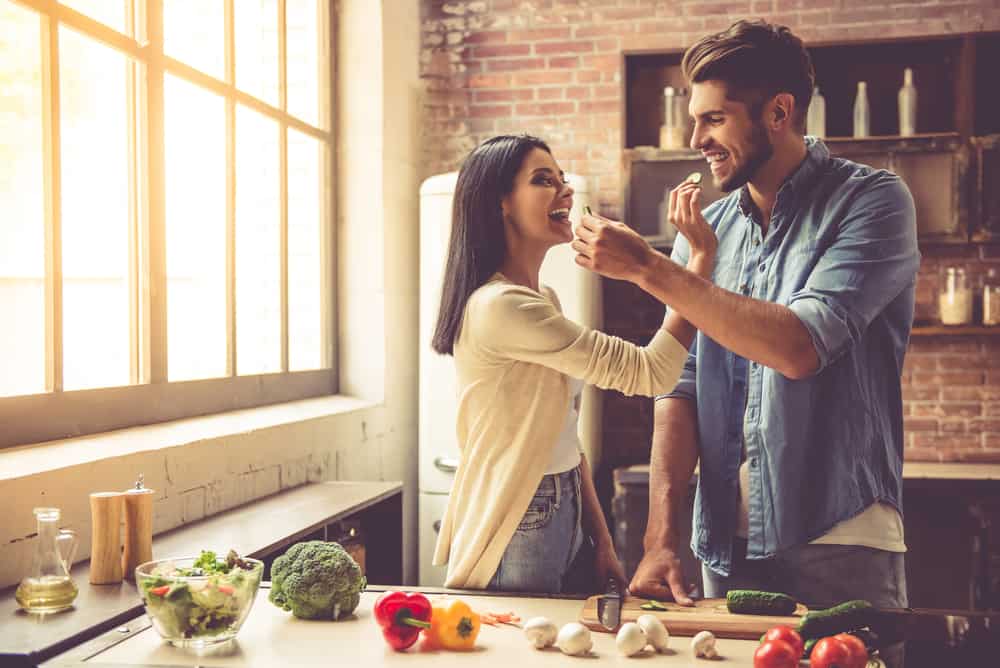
[853,81,870,138]
[898,67,917,136]
[807,86,826,138]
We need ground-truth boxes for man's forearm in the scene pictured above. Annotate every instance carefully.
[644,397,699,551]
[641,252,819,379]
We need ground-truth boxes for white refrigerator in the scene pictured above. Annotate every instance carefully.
[418,171,603,586]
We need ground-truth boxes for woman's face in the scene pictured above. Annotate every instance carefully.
[502,148,575,248]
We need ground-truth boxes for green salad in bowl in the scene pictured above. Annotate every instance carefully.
[136,550,263,647]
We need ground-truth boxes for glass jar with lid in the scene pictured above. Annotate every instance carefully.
[983,268,1000,326]
[939,266,973,325]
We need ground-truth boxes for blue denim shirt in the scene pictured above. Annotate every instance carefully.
[662,138,920,577]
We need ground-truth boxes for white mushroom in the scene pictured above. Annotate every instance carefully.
[691,630,718,659]
[615,622,647,657]
[555,622,593,656]
[636,614,670,652]
[523,616,558,649]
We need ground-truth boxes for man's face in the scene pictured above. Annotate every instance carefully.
[689,80,774,193]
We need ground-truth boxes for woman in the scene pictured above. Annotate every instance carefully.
[431,135,715,593]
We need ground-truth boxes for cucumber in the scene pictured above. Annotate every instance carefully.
[796,599,874,639]
[802,637,817,659]
[725,589,798,616]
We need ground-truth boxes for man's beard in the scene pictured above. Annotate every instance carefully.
[718,122,774,193]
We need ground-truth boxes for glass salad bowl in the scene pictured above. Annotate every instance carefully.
[135,551,263,648]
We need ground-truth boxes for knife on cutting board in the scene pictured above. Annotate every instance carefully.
[596,577,623,631]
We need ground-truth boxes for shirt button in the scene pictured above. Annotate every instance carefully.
[749,457,758,469]
[758,264,766,273]
[739,283,749,293]
[753,238,761,247]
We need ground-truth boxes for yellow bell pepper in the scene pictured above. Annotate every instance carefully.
[424,599,481,651]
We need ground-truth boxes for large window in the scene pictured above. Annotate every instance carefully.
[0,0,334,448]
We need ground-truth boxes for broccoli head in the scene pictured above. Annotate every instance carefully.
[268,540,366,620]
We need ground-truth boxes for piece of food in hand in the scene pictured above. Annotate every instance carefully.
[267,540,366,620]
[636,614,670,652]
[754,639,799,668]
[523,617,558,649]
[555,622,593,656]
[373,591,432,651]
[797,599,873,639]
[691,630,718,659]
[726,589,798,616]
[762,625,804,657]
[616,622,648,657]
[686,171,703,185]
[423,599,481,651]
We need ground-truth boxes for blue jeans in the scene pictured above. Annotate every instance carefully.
[702,538,908,609]
[487,465,586,593]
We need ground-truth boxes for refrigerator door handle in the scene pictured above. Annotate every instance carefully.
[434,456,459,473]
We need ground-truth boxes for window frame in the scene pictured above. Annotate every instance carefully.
[1,0,337,449]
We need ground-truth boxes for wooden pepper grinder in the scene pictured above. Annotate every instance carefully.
[122,474,155,582]
[89,491,124,584]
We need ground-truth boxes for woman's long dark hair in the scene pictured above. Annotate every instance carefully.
[431,134,551,355]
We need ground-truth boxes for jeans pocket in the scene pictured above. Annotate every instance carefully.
[517,476,558,531]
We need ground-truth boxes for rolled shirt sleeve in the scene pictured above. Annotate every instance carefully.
[657,236,697,402]
[787,173,920,373]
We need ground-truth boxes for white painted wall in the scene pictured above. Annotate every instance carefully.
[0,0,423,590]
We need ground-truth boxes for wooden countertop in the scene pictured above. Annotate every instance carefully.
[52,588,760,667]
[2,481,402,666]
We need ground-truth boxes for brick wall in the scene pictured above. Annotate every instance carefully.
[419,0,1000,468]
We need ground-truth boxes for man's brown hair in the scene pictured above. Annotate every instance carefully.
[682,20,815,132]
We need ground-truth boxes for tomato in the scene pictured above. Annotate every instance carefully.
[809,636,852,668]
[754,639,799,668]
[834,633,869,668]
[763,625,804,658]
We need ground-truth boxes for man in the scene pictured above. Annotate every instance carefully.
[572,20,919,609]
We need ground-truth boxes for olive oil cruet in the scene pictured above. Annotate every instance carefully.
[15,507,79,613]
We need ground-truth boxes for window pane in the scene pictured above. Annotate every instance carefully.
[287,129,322,370]
[164,0,223,81]
[236,0,278,107]
[235,105,280,375]
[286,0,320,126]
[60,27,131,391]
[0,1,45,397]
[165,75,226,381]
[60,0,128,34]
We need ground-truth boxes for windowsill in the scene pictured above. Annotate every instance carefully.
[0,394,378,482]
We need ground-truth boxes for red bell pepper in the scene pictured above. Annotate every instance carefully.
[373,591,433,651]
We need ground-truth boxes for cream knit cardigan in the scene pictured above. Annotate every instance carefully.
[433,275,688,589]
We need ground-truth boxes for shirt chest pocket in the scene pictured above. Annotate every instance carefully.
[774,244,822,302]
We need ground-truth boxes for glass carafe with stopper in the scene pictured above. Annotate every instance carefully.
[15,507,79,613]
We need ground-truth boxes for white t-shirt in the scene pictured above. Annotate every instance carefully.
[735,459,906,552]
[545,375,584,475]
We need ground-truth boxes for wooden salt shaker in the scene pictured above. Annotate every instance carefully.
[122,474,155,582]
[89,491,124,584]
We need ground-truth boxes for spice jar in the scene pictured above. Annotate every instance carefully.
[984,268,1000,326]
[939,266,972,325]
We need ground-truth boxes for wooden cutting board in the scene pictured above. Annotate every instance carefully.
[580,596,808,639]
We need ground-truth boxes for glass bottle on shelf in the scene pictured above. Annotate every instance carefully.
[939,266,973,326]
[984,268,1000,326]
[807,86,826,138]
[15,507,79,614]
[898,67,917,137]
[659,86,687,150]
[853,81,870,138]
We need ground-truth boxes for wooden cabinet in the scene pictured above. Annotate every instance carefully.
[972,135,1000,243]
